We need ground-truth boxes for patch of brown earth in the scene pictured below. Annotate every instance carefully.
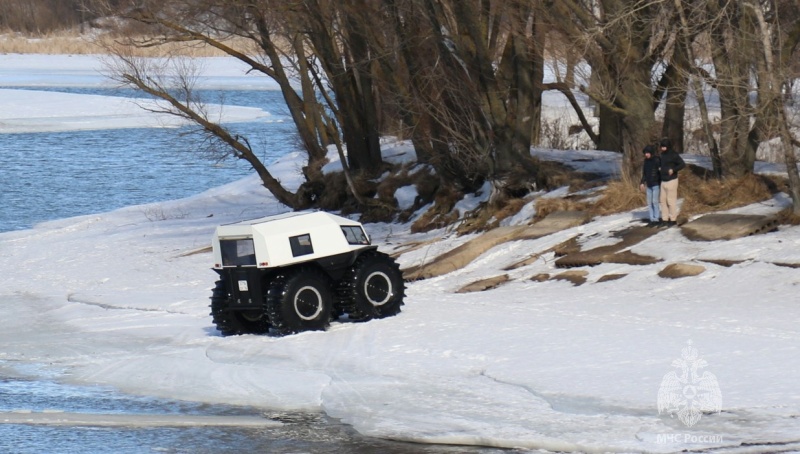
[597,273,627,283]
[699,258,745,267]
[554,225,661,268]
[524,270,593,286]
[403,211,589,280]
[456,274,510,293]
[402,225,528,280]
[658,263,706,279]
[388,238,440,258]
[553,236,583,257]
[552,270,589,286]
[400,208,790,291]
[503,235,581,271]
[774,262,800,269]
[681,214,779,241]
[607,250,661,265]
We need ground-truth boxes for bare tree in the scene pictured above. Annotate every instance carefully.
[694,0,800,190]
[673,0,722,177]
[1,0,79,33]
[547,0,675,181]
[86,0,800,219]
[702,0,763,177]
[745,0,800,213]
[293,0,385,173]
[92,0,396,210]
[371,0,552,206]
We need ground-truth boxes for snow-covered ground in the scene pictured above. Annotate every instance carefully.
[2,54,800,453]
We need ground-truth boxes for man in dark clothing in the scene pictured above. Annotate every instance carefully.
[658,138,686,226]
[639,145,661,226]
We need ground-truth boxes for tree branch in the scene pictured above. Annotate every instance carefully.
[543,82,599,145]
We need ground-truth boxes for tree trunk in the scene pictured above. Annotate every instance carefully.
[674,0,721,177]
[660,34,689,153]
[302,2,383,174]
[620,80,657,181]
[597,104,624,153]
[708,1,757,177]
[251,11,328,166]
[529,6,547,147]
[747,0,800,213]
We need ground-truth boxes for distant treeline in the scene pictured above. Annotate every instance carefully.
[0,0,121,34]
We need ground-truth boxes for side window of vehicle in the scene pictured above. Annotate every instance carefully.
[341,226,369,245]
[289,234,314,256]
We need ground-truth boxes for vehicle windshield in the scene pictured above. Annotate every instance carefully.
[341,226,369,245]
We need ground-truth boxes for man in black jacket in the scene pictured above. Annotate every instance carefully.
[639,145,661,226]
[658,138,686,227]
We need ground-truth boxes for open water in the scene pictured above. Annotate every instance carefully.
[0,87,296,233]
[0,87,512,453]
[0,373,505,454]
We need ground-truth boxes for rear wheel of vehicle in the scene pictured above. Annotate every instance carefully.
[338,251,405,321]
[266,268,333,335]
[209,279,271,336]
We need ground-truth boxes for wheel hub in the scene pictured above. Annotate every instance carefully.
[364,271,392,306]
[294,285,324,320]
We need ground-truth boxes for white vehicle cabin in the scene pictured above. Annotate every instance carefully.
[212,210,373,270]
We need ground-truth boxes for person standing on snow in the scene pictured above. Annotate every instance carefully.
[657,138,686,227]
[639,145,661,227]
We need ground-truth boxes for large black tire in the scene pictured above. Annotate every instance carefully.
[266,267,333,336]
[209,279,271,336]
[338,250,405,321]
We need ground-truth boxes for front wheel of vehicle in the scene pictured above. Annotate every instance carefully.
[338,251,405,321]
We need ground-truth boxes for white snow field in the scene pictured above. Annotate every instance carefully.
[2,54,800,453]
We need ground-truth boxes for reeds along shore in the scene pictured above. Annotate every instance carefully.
[0,31,243,56]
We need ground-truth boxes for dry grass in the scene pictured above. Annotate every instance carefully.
[536,160,782,224]
[591,180,645,216]
[494,198,528,222]
[677,170,777,223]
[535,197,590,219]
[774,208,800,225]
[410,185,461,233]
[585,165,779,222]
[411,158,605,234]
[0,30,102,54]
[0,30,250,57]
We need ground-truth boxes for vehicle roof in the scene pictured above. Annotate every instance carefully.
[222,210,361,227]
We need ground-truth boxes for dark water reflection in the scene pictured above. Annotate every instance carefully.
[0,376,513,454]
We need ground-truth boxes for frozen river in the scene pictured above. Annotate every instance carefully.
[0,374,500,454]
[4,54,800,453]
[0,296,503,453]
[0,81,510,452]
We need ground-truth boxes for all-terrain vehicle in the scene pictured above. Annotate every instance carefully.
[209,210,405,336]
